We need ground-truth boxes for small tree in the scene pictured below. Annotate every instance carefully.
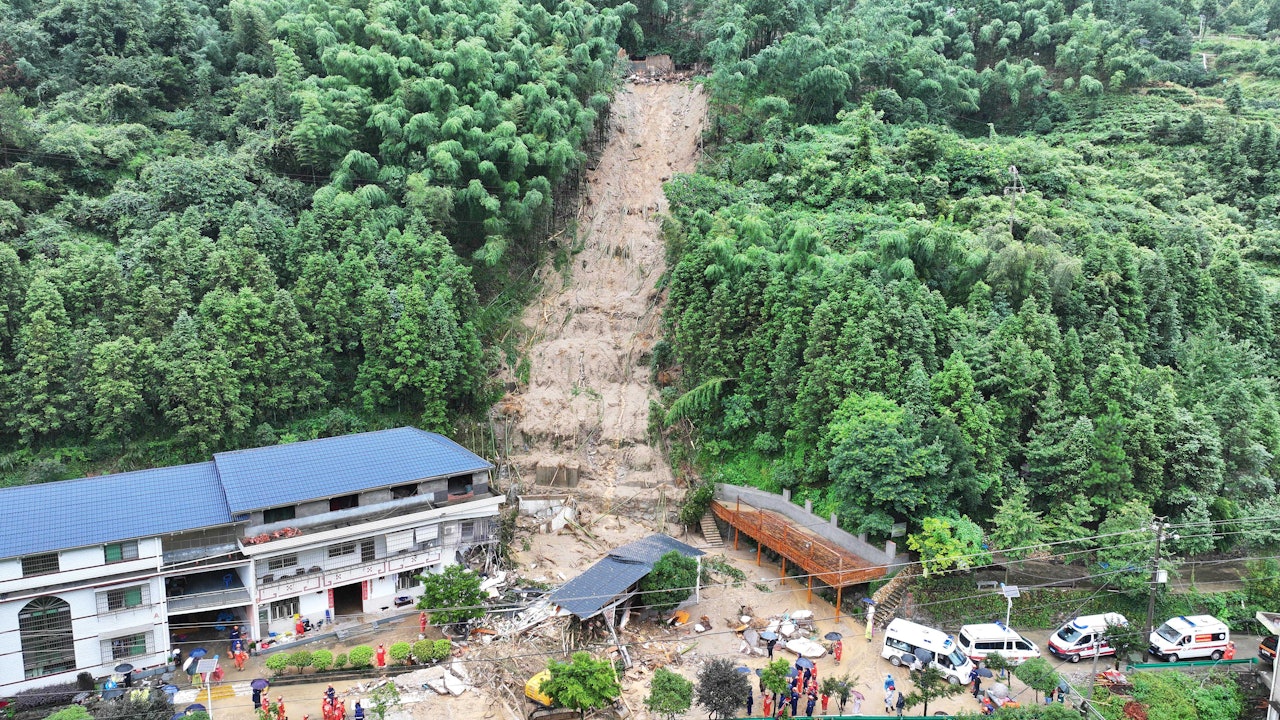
[311,650,334,673]
[646,667,694,720]
[981,652,1012,682]
[1013,658,1058,703]
[388,642,412,665]
[542,652,620,712]
[1102,622,1147,669]
[366,681,401,720]
[265,653,290,676]
[416,565,486,626]
[907,516,991,577]
[45,708,92,720]
[759,659,793,699]
[348,645,374,669]
[902,667,965,717]
[640,551,699,613]
[829,675,856,714]
[433,639,453,661]
[289,650,312,674]
[334,653,348,669]
[695,659,750,720]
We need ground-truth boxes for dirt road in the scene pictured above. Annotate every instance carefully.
[495,81,707,497]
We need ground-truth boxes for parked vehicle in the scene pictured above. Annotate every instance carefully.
[956,622,1040,665]
[882,619,974,684]
[1047,613,1128,663]
[1147,615,1230,662]
[1258,635,1276,665]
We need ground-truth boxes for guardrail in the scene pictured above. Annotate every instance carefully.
[1126,657,1258,670]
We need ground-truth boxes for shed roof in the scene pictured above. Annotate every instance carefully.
[213,427,492,513]
[0,462,230,559]
[549,534,704,619]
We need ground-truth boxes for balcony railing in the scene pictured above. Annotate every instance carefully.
[167,586,252,613]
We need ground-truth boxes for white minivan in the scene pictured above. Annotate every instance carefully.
[1149,615,1230,662]
[957,622,1041,665]
[1047,612,1128,663]
[882,619,974,684]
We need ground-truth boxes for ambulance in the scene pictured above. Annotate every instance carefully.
[882,619,974,684]
[1047,612,1128,663]
[1148,615,1230,662]
[956,622,1041,665]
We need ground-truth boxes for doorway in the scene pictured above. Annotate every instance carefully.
[333,582,363,620]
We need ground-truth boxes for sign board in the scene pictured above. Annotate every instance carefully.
[1001,584,1021,599]
[195,658,219,675]
[890,523,907,538]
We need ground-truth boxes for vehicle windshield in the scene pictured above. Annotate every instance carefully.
[1057,626,1083,644]
[947,649,969,668]
[1155,623,1181,643]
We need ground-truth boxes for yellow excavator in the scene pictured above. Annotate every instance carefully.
[524,670,583,720]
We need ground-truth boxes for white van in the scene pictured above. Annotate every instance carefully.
[1048,613,1128,663]
[957,623,1040,665]
[1148,615,1230,662]
[882,619,974,684]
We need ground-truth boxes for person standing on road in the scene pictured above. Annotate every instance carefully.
[762,691,773,718]
[790,689,799,717]
[375,644,387,668]
[767,637,777,659]
[895,692,906,718]
[805,692,816,718]
[746,687,754,716]
[354,703,364,720]
[419,612,428,637]
[833,640,842,666]
[884,687,895,713]
[865,604,875,642]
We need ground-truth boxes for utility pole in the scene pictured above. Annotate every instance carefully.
[1003,165,1026,236]
[1145,517,1174,660]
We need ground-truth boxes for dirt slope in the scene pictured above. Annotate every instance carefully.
[494,81,707,495]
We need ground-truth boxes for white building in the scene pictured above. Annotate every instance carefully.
[0,427,502,695]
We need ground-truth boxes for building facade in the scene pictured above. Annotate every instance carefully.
[0,428,501,695]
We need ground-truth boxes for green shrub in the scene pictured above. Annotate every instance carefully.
[432,639,452,662]
[265,653,290,676]
[388,642,412,664]
[677,481,715,526]
[289,650,312,672]
[334,653,348,669]
[311,650,333,673]
[348,645,374,668]
[412,639,434,663]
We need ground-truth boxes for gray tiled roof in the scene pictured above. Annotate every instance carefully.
[213,427,492,513]
[0,462,230,559]
[550,534,704,619]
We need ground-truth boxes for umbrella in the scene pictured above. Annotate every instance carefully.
[976,667,994,678]
[183,657,196,675]
[189,648,207,659]
[171,714,188,720]
[760,631,779,641]
[786,667,799,678]
[824,632,843,641]
[987,684,1009,700]
[161,685,179,700]
[1058,678,1071,694]
[913,648,935,663]
[755,669,764,676]
[795,657,815,670]
[250,678,271,691]
[850,691,865,701]
[102,689,125,701]
[185,704,206,712]
[114,663,135,674]
[736,667,753,674]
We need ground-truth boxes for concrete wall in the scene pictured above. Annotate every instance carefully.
[714,484,910,566]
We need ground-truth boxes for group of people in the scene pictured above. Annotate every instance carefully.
[316,684,363,720]
[882,675,907,717]
[229,625,250,671]
[749,659,835,719]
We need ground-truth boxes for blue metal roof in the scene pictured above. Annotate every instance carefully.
[212,427,493,513]
[550,534,704,619]
[0,462,230,559]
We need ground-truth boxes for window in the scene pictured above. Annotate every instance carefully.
[97,585,149,614]
[361,539,375,562]
[267,554,298,571]
[885,637,912,653]
[103,632,151,661]
[391,483,418,499]
[22,553,60,577]
[269,598,298,621]
[104,541,139,564]
[975,641,1005,651]
[460,521,476,541]
[1015,641,1032,651]
[263,506,296,524]
[330,494,358,512]
[328,543,356,558]
[396,569,424,591]
[20,597,74,678]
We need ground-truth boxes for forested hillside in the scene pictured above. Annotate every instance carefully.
[0,0,623,474]
[644,0,1280,553]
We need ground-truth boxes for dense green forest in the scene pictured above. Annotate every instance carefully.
[0,0,624,475]
[644,0,1280,553]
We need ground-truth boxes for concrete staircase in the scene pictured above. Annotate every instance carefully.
[699,511,724,548]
